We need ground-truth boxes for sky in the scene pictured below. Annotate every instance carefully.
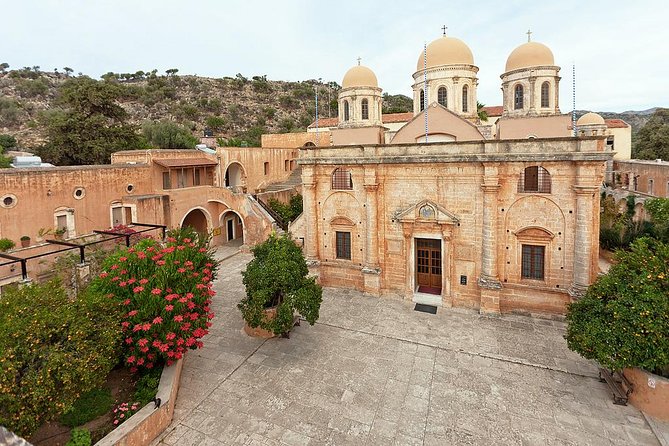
[1,0,666,113]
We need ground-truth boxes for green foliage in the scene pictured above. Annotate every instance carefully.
[632,108,669,160]
[599,194,653,250]
[0,97,20,127]
[37,76,147,165]
[205,115,227,132]
[240,125,267,147]
[133,367,162,405]
[60,387,113,428]
[252,75,272,93]
[477,101,488,122]
[566,238,669,377]
[0,281,122,437]
[267,194,303,223]
[279,95,297,109]
[382,93,412,114]
[0,155,12,168]
[0,134,18,150]
[239,233,322,335]
[16,78,49,98]
[645,197,669,242]
[279,117,295,133]
[0,238,15,251]
[65,427,92,446]
[142,120,198,149]
[262,106,276,119]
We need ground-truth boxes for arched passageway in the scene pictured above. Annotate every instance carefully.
[219,210,244,246]
[181,208,209,237]
[225,163,245,188]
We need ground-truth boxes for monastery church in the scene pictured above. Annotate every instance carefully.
[0,32,629,317]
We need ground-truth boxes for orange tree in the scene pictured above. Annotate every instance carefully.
[566,237,669,377]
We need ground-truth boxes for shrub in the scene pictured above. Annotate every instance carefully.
[60,387,114,427]
[0,238,15,251]
[0,282,122,437]
[239,233,322,335]
[566,237,669,377]
[267,194,303,223]
[142,120,198,149]
[133,366,162,405]
[92,227,218,371]
[65,427,92,446]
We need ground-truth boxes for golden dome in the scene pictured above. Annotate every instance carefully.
[342,65,378,88]
[505,41,555,72]
[416,36,475,71]
[577,112,605,126]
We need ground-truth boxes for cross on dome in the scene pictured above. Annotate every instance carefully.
[357,57,361,66]
[526,29,532,42]
[442,25,448,36]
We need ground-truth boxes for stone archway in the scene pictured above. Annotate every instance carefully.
[181,208,209,237]
[225,162,245,188]
[219,210,244,246]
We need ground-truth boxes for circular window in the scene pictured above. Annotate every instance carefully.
[1,194,17,208]
[73,187,86,199]
[126,184,134,193]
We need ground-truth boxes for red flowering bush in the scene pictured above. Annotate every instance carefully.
[93,227,218,372]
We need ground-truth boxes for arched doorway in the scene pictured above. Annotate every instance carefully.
[181,208,209,237]
[225,162,245,188]
[219,210,244,246]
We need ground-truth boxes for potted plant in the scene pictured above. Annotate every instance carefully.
[239,233,322,338]
[0,237,15,252]
[20,235,31,248]
[54,227,66,240]
[566,237,669,421]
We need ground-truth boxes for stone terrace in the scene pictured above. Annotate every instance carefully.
[153,253,659,446]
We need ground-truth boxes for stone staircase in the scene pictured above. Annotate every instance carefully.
[265,166,302,192]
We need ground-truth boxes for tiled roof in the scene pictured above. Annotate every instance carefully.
[482,106,503,117]
[382,112,414,123]
[308,117,339,128]
[605,119,630,129]
[153,158,217,168]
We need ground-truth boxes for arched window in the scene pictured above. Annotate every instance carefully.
[437,87,447,107]
[361,98,369,120]
[419,89,425,112]
[462,85,468,112]
[343,100,350,121]
[514,84,524,110]
[541,82,550,108]
[331,168,353,190]
[518,166,551,193]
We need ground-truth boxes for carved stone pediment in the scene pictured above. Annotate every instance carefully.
[513,226,555,240]
[330,216,355,227]
[395,200,459,225]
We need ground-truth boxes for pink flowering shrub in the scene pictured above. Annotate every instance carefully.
[93,227,218,372]
[112,401,140,426]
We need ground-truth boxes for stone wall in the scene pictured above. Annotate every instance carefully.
[261,131,331,149]
[614,160,669,198]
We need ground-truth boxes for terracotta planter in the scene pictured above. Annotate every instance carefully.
[243,307,277,339]
[20,238,30,248]
[623,367,669,421]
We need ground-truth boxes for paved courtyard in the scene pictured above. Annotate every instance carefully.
[154,253,660,446]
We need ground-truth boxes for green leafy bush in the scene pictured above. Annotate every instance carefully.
[65,427,92,446]
[60,387,113,428]
[0,238,15,251]
[142,120,198,149]
[566,238,669,377]
[239,233,322,335]
[133,366,162,405]
[0,282,122,437]
[268,194,303,223]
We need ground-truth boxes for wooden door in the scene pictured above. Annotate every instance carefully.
[416,239,442,290]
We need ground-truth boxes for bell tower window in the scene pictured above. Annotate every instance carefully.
[419,89,425,112]
[343,100,350,121]
[462,85,468,113]
[361,98,369,120]
[514,84,524,110]
[438,87,447,107]
[541,82,550,108]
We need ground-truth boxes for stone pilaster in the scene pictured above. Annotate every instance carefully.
[528,76,537,116]
[362,169,381,295]
[569,186,597,298]
[479,164,502,314]
[301,167,318,262]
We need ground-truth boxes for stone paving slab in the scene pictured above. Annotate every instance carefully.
[153,254,660,446]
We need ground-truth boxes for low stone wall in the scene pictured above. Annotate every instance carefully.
[624,368,669,422]
[95,359,183,446]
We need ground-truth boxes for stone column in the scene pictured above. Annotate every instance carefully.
[302,166,318,261]
[441,226,453,307]
[528,76,537,115]
[553,78,560,114]
[478,164,502,314]
[569,186,597,298]
[362,169,381,295]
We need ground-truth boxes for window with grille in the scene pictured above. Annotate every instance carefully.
[518,166,551,193]
[331,168,353,190]
[361,98,369,119]
[514,84,524,109]
[541,82,550,108]
[438,87,447,107]
[522,245,545,280]
[343,100,350,121]
[649,179,654,195]
[419,89,425,111]
[336,231,351,260]
[462,85,468,112]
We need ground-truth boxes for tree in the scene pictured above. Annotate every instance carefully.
[63,67,73,77]
[239,233,322,335]
[0,134,17,151]
[645,197,669,242]
[632,108,669,160]
[165,68,179,77]
[37,76,147,165]
[566,237,669,377]
[477,101,488,122]
[205,115,227,132]
[142,120,198,149]
[0,63,8,74]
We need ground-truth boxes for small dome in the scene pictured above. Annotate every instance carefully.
[577,112,606,126]
[342,65,378,88]
[416,36,475,71]
[505,41,555,72]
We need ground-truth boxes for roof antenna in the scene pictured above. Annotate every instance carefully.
[572,63,577,137]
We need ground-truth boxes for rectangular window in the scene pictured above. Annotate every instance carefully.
[162,171,171,189]
[524,166,539,191]
[521,245,545,280]
[264,162,269,175]
[111,207,123,226]
[284,160,289,171]
[336,231,351,260]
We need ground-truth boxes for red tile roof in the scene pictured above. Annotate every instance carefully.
[153,158,217,168]
[482,106,503,117]
[605,119,630,129]
[308,117,339,128]
[382,112,414,123]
